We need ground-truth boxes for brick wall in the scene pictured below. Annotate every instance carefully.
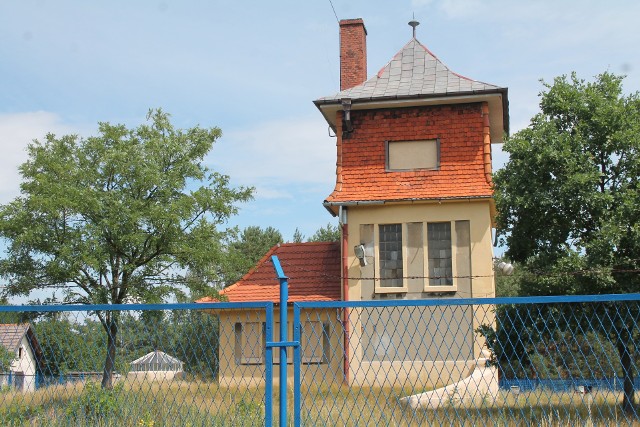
[339,19,367,91]
[328,102,491,202]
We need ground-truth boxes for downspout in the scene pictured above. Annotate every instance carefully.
[482,102,492,185]
[334,112,344,194]
[340,206,350,384]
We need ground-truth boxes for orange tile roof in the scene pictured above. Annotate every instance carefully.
[196,242,341,304]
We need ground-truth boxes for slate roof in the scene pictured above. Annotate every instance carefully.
[315,38,504,104]
[196,242,341,304]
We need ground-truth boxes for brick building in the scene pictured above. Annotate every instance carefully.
[200,18,509,387]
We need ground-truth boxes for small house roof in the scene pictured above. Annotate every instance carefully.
[197,242,341,304]
[0,323,43,364]
[130,350,183,367]
[0,324,30,352]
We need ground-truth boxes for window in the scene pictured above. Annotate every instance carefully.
[366,220,467,293]
[386,139,440,171]
[301,322,330,364]
[378,224,403,288]
[234,322,264,365]
[427,222,453,286]
[18,347,23,359]
[234,320,329,365]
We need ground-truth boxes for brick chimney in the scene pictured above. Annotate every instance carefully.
[339,19,367,91]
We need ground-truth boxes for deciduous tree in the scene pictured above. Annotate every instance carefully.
[307,222,340,242]
[494,72,640,412]
[0,109,253,388]
[221,226,283,287]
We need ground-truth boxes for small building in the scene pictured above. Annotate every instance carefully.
[197,242,342,386]
[313,18,507,386]
[199,17,508,389]
[0,323,43,392]
[128,350,185,382]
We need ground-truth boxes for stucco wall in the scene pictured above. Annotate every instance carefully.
[217,308,342,387]
[341,201,495,385]
[346,201,495,301]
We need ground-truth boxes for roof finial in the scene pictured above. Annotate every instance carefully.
[408,14,420,39]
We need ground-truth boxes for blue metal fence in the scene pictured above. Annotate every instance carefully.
[0,301,275,426]
[293,294,640,426]
[0,294,639,426]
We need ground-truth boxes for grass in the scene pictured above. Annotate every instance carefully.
[1,379,639,426]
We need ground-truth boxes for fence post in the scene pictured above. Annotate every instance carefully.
[271,255,289,427]
[293,303,301,427]
[265,303,274,427]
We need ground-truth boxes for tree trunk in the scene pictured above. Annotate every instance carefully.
[617,337,635,415]
[101,315,118,389]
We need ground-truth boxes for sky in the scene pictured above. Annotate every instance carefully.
[1,0,639,244]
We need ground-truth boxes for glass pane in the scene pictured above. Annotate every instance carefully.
[379,224,403,288]
[427,222,453,286]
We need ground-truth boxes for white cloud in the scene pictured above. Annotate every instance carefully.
[0,111,77,203]
[209,115,336,199]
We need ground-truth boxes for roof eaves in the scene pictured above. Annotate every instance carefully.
[314,87,507,106]
[324,195,493,207]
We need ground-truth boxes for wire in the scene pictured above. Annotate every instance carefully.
[228,255,640,286]
[328,0,339,24]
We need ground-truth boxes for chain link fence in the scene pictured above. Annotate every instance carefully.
[0,302,271,426]
[0,295,638,426]
[295,295,640,426]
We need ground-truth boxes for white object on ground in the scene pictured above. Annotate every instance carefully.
[399,350,499,409]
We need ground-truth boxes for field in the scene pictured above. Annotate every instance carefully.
[1,380,639,426]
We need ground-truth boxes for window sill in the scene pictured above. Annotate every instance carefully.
[423,286,457,294]
[374,287,408,294]
[302,358,325,365]
[239,358,264,365]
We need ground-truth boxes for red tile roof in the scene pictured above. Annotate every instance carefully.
[196,242,341,304]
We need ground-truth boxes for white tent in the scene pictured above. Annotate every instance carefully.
[128,350,184,382]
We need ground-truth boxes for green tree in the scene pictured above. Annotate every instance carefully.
[292,228,304,243]
[0,297,19,324]
[0,109,253,388]
[308,222,341,242]
[0,345,13,373]
[494,72,640,412]
[34,316,106,377]
[221,226,283,286]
